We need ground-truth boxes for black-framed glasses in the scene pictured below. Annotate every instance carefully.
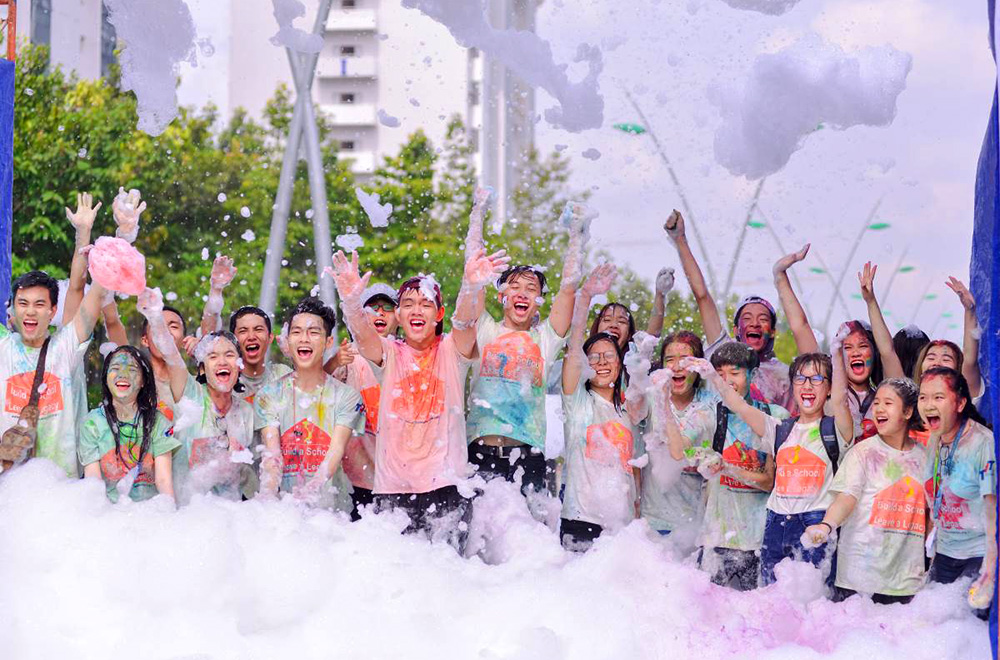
[792,374,827,385]
[367,302,396,313]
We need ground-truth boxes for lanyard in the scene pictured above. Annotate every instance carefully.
[932,419,968,521]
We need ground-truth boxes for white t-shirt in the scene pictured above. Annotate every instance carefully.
[342,351,381,491]
[369,334,472,495]
[562,386,640,532]
[762,416,851,515]
[240,361,293,404]
[704,331,792,411]
[467,313,566,449]
[830,436,929,596]
[0,324,89,477]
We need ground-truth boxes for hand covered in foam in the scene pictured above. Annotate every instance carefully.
[112,187,145,244]
[88,236,147,295]
[327,251,371,302]
[773,243,810,277]
[293,474,326,505]
[65,192,102,233]
[801,524,831,549]
[654,267,675,299]
[464,248,510,290]
[464,186,493,259]
[831,322,851,352]
[650,367,675,390]
[680,356,715,380]
[136,287,165,318]
[210,255,237,290]
[581,262,617,297]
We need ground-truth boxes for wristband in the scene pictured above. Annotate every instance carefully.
[818,521,833,533]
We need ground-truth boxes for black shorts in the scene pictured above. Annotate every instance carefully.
[468,441,551,495]
[375,485,473,554]
[560,518,603,552]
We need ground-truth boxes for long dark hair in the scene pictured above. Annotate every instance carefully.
[583,332,626,414]
[913,340,964,382]
[589,302,635,349]
[100,346,159,469]
[920,366,990,428]
[892,326,929,381]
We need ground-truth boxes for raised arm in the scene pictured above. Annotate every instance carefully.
[562,263,616,396]
[665,210,723,342]
[773,244,819,354]
[200,255,237,337]
[549,202,591,337]
[136,287,190,402]
[453,248,511,359]
[464,186,491,261]
[101,298,129,347]
[945,277,982,397]
[858,262,904,378]
[112,187,144,245]
[328,251,381,366]
[829,323,856,444]
[683,356,769,438]
[62,193,102,325]
[646,268,675,337]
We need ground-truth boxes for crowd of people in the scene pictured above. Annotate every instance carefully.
[0,187,994,615]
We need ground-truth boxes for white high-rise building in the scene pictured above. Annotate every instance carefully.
[14,0,117,79]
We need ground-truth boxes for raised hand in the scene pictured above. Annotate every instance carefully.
[136,287,164,318]
[831,322,851,351]
[181,335,199,358]
[112,187,145,243]
[857,261,878,304]
[210,255,237,290]
[326,250,371,300]
[655,267,675,298]
[663,209,685,242]
[65,192,102,232]
[581,262,617,297]
[650,367,675,390]
[464,248,510,289]
[945,276,976,311]
[679,356,715,380]
[472,186,493,212]
[773,243,810,277]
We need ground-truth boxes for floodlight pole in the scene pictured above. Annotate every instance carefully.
[260,0,336,322]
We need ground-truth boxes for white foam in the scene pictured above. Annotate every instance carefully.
[355,188,393,228]
[269,0,323,53]
[719,0,801,15]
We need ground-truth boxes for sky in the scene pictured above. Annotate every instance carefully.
[177,0,995,343]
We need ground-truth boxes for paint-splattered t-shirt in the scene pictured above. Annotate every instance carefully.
[0,324,90,478]
[925,420,997,560]
[368,334,472,495]
[240,361,292,404]
[341,351,380,491]
[78,408,179,502]
[831,436,929,596]
[761,416,851,515]
[705,331,792,412]
[563,386,640,532]
[467,312,566,450]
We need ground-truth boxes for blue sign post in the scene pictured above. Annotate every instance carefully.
[0,58,12,325]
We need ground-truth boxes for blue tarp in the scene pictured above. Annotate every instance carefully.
[975,3,1000,657]
[0,58,12,325]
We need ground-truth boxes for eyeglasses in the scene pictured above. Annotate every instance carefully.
[793,374,827,385]
[587,351,618,365]
[367,302,396,313]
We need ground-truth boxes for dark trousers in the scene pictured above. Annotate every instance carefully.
[468,441,549,495]
[374,486,473,554]
[832,587,913,605]
[350,486,374,522]
[700,547,760,591]
[560,518,603,552]
[760,509,836,586]
[930,553,988,620]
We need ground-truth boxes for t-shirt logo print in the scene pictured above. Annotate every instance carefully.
[280,419,332,477]
[870,476,926,535]
[720,440,764,490]
[775,444,825,497]
[480,332,543,387]
[585,421,634,472]
[5,371,62,417]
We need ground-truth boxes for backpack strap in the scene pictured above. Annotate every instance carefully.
[858,389,875,417]
[712,401,728,454]
[820,415,841,474]
[772,416,797,455]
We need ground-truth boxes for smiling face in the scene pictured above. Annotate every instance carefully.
[871,384,912,438]
[918,375,966,436]
[586,338,621,389]
[843,330,874,387]
[596,305,631,349]
[396,289,443,345]
[106,351,143,402]
[233,313,272,370]
[202,337,241,393]
[921,344,959,373]
[661,341,697,397]
[499,271,542,329]
[288,312,333,371]
[736,303,773,353]
[365,298,399,337]
[12,285,56,345]
[792,361,831,418]
[716,364,750,398]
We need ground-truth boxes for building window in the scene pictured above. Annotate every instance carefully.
[100,4,118,77]
[340,140,356,151]
[340,93,356,104]
[340,45,356,56]
[341,0,357,8]
[31,0,52,55]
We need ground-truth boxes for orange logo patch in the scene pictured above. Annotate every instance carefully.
[391,370,445,426]
[870,476,926,535]
[280,419,332,477]
[99,447,155,485]
[5,371,62,417]
[585,421,634,473]
[720,440,763,490]
[480,332,543,387]
[775,445,826,497]
[361,385,381,434]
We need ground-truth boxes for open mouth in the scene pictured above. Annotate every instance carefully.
[296,346,314,360]
[875,414,889,425]
[672,374,687,388]
[606,328,620,339]
[215,367,233,384]
[800,393,817,407]
[745,331,763,343]
[925,414,941,431]
[114,379,132,393]
[595,368,612,378]
[849,359,867,376]
[513,301,530,314]
[373,319,387,331]
[22,319,38,332]
[244,342,262,360]
[409,319,427,331]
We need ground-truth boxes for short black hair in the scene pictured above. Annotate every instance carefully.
[229,305,273,334]
[710,341,759,372]
[141,305,187,336]
[789,352,832,383]
[11,271,59,307]
[498,266,547,295]
[286,296,335,336]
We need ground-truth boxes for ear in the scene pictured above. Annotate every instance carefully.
[324,333,335,351]
[956,396,968,415]
[436,306,446,323]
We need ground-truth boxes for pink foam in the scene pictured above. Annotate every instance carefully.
[88,236,147,295]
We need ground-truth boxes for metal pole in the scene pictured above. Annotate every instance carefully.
[721,177,766,301]
[620,86,718,298]
[820,197,883,337]
[1,0,16,61]
[258,0,332,317]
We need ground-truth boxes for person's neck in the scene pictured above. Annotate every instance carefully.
[405,334,437,352]
[502,314,532,333]
[111,397,139,420]
[799,409,823,424]
[671,388,695,409]
[849,381,869,394]
[881,428,910,451]
[207,387,233,416]
[151,356,169,383]
[591,383,614,403]
[294,365,326,392]
[243,359,266,378]
[941,420,964,445]
[21,333,47,349]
